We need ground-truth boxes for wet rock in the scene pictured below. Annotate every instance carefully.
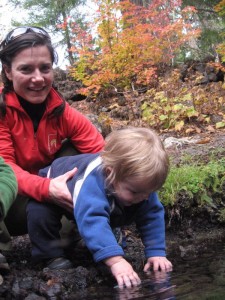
[24,293,46,300]
[39,281,61,299]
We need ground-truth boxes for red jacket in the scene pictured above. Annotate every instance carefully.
[0,88,105,201]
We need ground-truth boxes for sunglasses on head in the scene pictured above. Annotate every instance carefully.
[2,26,51,46]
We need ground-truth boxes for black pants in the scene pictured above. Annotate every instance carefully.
[27,199,76,262]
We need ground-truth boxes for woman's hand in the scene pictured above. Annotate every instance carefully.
[48,167,78,213]
[105,256,141,289]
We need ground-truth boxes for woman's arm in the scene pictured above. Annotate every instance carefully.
[60,103,105,153]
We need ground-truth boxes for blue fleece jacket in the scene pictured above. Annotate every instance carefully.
[39,154,166,262]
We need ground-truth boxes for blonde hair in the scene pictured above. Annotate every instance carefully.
[101,127,169,191]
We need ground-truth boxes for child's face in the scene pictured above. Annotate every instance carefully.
[112,178,153,206]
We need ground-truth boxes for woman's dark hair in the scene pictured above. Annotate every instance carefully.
[0,30,65,118]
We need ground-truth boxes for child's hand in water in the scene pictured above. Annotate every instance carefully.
[104,256,141,288]
[144,256,173,272]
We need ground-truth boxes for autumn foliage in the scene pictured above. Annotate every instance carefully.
[63,0,200,95]
[141,68,225,133]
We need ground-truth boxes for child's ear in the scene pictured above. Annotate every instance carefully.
[105,167,112,176]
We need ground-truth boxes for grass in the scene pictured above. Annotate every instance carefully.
[159,157,225,207]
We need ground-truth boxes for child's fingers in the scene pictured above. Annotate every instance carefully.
[143,262,151,272]
[117,272,141,289]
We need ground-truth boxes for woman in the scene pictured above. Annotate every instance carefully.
[0,26,104,269]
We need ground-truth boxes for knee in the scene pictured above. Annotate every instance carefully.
[27,200,50,221]
[26,200,63,227]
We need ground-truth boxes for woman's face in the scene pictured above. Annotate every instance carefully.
[4,45,54,104]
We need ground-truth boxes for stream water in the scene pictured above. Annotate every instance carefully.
[70,236,225,299]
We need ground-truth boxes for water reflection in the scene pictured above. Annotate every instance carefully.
[171,239,225,299]
[114,271,176,300]
[70,237,225,299]
[72,271,176,299]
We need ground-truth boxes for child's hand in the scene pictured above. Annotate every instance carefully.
[105,256,141,288]
[144,257,173,272]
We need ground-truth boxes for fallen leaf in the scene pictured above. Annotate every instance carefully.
[216,121,225,129]
[47,278,58,286]
[185,128,195,134]
[196,137,211,144]
[195,126,202,134]
[206,125,215,133]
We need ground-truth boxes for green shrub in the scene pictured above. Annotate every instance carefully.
[159,158,225,207]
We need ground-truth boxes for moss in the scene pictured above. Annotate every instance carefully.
[159,158,225,207]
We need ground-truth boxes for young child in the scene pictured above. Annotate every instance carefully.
[27,127,172,288]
